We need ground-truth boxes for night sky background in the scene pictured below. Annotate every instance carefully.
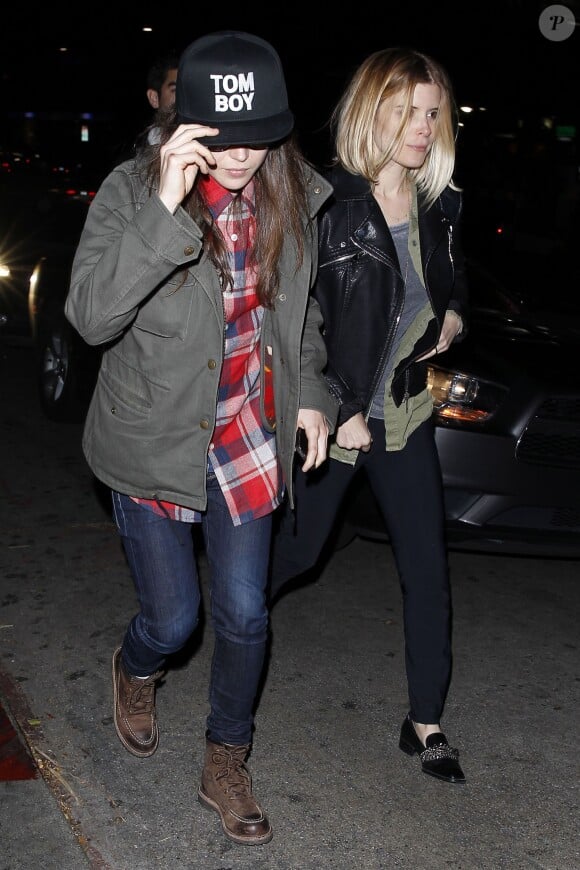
[1,0,579,171]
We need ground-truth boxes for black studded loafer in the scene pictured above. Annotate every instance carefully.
[399,714,466,784]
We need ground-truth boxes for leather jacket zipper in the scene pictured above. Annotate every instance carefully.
[319,251,358,269]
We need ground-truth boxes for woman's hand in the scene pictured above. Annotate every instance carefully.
[417,310,463,360]
[335,413,372,452]
[296,409,330,471]
[158,125,219,212]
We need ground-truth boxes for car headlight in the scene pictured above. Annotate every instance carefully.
[0,263,10,279]
[427,364,508,423]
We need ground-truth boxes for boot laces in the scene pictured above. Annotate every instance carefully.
[127,672,161,714]
[214,746,251,797]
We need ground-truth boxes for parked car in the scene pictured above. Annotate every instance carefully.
[338,248,580,559]
[0,167,99,421]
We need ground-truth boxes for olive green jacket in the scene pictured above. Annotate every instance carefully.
[65,159,338,510]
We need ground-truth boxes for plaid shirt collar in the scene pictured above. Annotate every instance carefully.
[198,175,256,220]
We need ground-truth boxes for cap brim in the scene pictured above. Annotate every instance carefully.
[176,109,294,147]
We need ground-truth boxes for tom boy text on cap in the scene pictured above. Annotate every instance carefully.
[176,30,294,147]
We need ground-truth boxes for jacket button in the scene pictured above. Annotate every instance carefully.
[184,245,194,256]
[200,419,210,430]
[313,185,321,194]
[278,293,287,302]
[110,406,117,415]
[207,359,217,370]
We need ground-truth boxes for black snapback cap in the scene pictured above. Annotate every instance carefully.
[175,30,294,147]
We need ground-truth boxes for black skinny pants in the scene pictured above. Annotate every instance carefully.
[270,416,452,723]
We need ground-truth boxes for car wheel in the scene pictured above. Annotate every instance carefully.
[36,315,86,422]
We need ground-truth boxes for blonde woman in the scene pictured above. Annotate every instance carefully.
[270,47,469,784]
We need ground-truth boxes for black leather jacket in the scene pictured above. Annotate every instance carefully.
[315,166,469,425]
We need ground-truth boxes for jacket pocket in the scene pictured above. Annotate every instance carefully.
[98,366,151,417]
[97,349,170,421]
[133,271,196,339]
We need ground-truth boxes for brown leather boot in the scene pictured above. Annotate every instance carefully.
[198,739,273,845]
[112,647,163,758]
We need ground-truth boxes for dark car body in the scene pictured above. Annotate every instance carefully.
[0,163,99,421]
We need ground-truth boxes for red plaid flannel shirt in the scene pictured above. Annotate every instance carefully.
[132,176,281,526]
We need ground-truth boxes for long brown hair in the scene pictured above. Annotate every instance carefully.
[141,111,310,308]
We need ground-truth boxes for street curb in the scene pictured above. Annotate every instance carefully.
[0,667,113,870]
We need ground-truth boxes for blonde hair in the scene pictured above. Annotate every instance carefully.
[332,47,459,206]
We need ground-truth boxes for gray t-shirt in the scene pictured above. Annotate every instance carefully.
[369,221,428,419]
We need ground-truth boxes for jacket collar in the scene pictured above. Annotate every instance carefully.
[327,165,449,269]
[304,165,333,219]
[325,166,371,201]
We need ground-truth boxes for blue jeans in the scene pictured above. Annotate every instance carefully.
[111,474,272,746]
[270,417,451,724]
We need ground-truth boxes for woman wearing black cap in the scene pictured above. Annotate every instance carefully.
[65,31,337,846]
